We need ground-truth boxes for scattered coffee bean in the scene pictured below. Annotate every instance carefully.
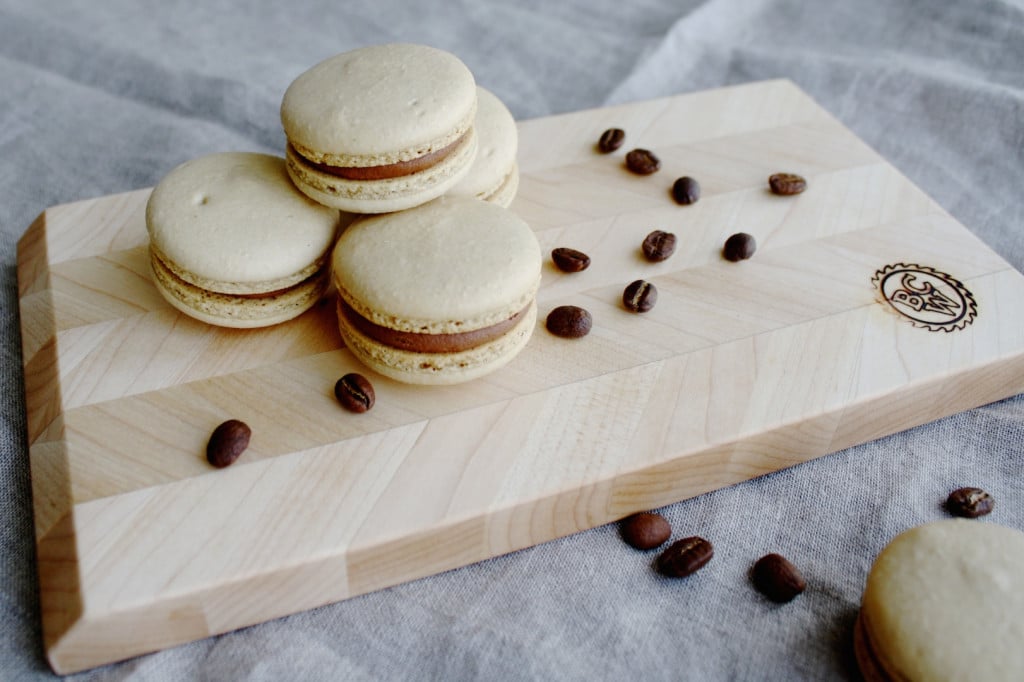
[946,487,995,518]
[752,553,806,603]
[722,232,757,262]
[642,230,677,262]
[546,305,592,338]
[335,373,375,413]
[623,279,658,313]
[551,247,591,273]
[206,419,251,468]
[620,512,672,550]
[597,128,625,153]
[625,148,661,175]
[656,536,714,578]
[768,172,807,195]
[671,176,701,205]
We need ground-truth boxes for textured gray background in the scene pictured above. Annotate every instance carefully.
[2,1,1023,679]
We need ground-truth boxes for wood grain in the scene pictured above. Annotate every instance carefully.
[18,79,1024,674]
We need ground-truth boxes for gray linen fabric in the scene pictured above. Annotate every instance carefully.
[1,1,1022,679]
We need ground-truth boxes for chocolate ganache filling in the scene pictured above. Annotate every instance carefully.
[298,133,466,181]
[340,300,528,353]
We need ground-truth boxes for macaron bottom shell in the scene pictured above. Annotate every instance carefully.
[337,299,537,385]
[285,129,478,214]
[852,612,893,682]
[150,249,330,328]
[481,162,519,208]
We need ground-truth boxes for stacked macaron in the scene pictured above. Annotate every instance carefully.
[145,43,536,385]
[280,45,520,213]
[280,44,480,214]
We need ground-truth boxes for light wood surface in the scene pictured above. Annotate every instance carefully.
[18,79,1024,674]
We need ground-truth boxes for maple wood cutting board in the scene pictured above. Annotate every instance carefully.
[18,79,1024,673]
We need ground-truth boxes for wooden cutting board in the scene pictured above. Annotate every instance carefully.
[18,79,1024,674]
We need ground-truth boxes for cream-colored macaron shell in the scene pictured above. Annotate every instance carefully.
[146,152,341,328]
[332,195,542,334]
[858,519,1024,681]
[449,87,519,206]
[280,43,477,167]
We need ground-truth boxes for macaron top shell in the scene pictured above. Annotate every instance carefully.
[862,519,1024,680]
[146,152,340,293]
[332,196,541,334]
[449,87,518,200]
[281,44,477,167]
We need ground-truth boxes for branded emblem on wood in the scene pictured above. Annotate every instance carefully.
[873,263,977,332]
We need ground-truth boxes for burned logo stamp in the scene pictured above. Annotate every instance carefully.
[872,264,977,332]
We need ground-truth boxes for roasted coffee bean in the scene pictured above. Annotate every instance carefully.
[597,128,625,153]
[625,148,661,175]
[546,305,592,338]
[672,176,701,205]
[623,279,658,313]
[656,536,714,578]
[206,419,251,468]
[722,232,757,261]
[335,373,375,413]
[642,230,677,262]
[551,247,591,273]
[752,553,807,603]
[946,487,995,518]
[620,512,672,550]
[768,172,807,195]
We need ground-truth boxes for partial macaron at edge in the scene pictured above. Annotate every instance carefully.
[857,519,1024,681]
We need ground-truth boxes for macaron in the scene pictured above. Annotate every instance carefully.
[332,196,542,385]
[281,43,479,214]
[146,152,342,328]
[855,519,1024,681]
[448,87,519,207]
